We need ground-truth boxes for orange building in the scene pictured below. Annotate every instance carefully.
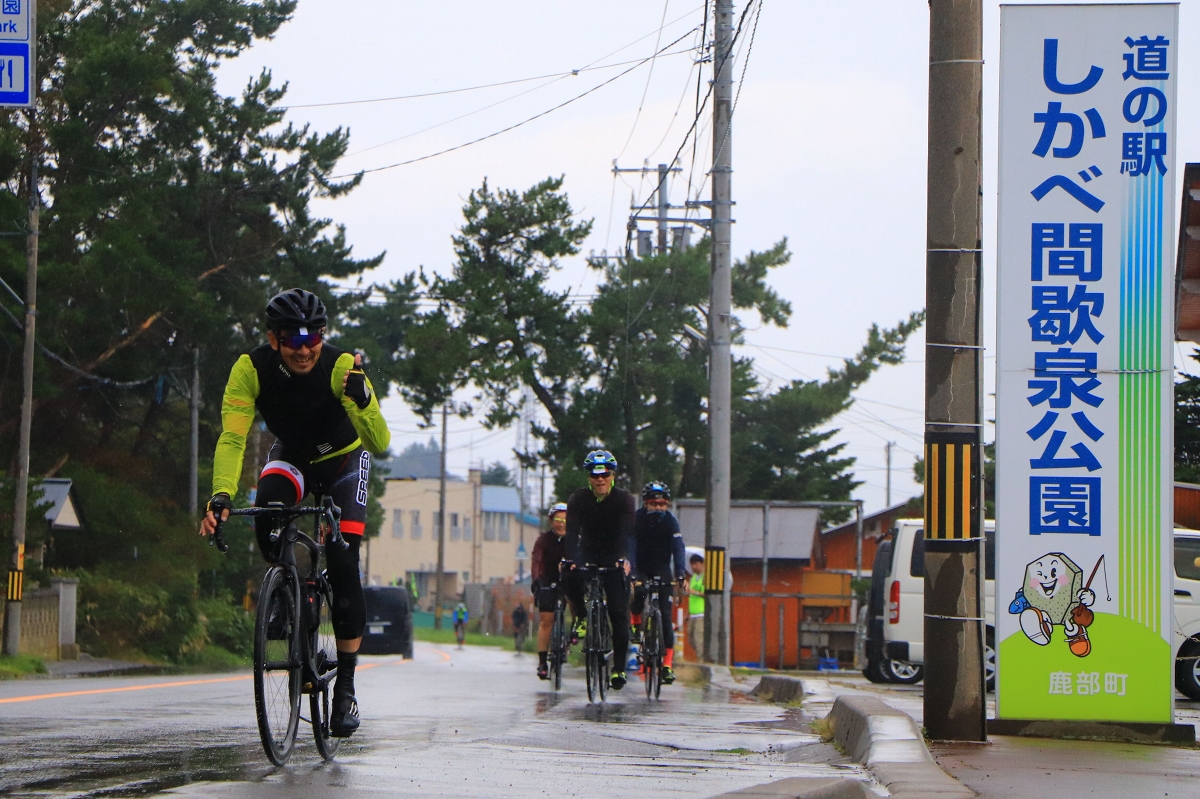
[675,500,914,668]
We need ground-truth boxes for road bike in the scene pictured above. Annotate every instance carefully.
[210,496,346,765]
[514,620,527,654]
[579,565,618,703]
[545,576,570,691]
[454,620,466,648]
[637,576,673,700]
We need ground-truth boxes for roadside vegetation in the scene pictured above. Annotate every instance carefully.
[413,627,528,653]
[0,654,46,679]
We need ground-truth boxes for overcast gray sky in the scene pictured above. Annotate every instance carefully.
[215,1,1200,514]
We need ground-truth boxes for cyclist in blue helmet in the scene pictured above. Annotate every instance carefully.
[631,481,688,684]
[564,450,636,690]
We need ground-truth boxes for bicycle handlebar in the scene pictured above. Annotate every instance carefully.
[208,496,347,555]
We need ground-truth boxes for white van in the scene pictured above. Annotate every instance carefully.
[880,519,997,690]
[881,520,1200,698]
[1172,529,1200,698]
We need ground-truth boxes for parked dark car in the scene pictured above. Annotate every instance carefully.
[359,586,413,658]
[862,537,894,683]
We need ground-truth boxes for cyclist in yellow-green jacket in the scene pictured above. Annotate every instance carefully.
[200,288,390,738]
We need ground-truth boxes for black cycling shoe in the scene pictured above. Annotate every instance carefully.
[610,671,627,690]
[661,666,676,685]
[330,692,360,738]
[537,663,550,680]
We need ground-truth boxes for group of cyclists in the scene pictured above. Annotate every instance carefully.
[531,454,695,690]
[199,287,700,746]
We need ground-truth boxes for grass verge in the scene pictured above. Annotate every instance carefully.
[413,627,528,652]
[0,654,47,679]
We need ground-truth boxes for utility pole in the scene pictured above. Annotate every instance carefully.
[705,0,734,666]
[656,162,669,255]
[189,348,200,518]
[885,441,894,507]
[434,403,448,630]
[613,162,683,257]
[923,0,986,742]
[4,153,38,657]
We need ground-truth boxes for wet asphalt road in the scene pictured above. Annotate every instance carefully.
[0,643,867,799]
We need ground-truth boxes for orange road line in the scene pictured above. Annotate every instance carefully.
[0,675,252,705]
[0,657,412,705]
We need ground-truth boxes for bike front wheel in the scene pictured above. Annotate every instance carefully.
[643,608,662,700]
[309,577,341,761]
[254,566,302,766]
[549,605,566,691]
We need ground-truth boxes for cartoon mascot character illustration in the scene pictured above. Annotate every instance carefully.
[1008,552,1097,657]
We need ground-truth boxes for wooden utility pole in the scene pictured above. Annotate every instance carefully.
[923,0,987,741]
[4,156,38,657]
[704,0,734,666]
[433,403,449,630]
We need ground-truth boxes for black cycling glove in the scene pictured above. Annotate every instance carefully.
[207,492,232,520]
[344,368,372,409]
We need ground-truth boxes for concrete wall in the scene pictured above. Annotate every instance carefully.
[0,578,78,660]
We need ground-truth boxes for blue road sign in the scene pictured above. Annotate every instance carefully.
[0,0,32,108]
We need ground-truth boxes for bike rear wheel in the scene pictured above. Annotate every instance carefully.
[643,607,662,700]
[597,603,610,702]
[254,566,302,766]
[309,577,341,761]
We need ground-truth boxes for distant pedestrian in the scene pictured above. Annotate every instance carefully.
[686,554,706,660]
[512,603,529,654]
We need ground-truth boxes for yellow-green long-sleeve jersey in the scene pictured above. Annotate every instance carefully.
[211,342,390,498]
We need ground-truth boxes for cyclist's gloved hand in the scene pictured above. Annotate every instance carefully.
[344,368,372,409]
[530,578,540,595]
[207,492,232,519]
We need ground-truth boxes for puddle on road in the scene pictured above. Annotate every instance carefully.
[0,730,276,798]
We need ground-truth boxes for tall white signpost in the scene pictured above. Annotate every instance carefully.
[996,3,1177,726]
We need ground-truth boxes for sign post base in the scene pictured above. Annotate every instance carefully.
[988,717,1195,745]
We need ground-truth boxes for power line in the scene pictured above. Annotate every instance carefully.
[710,0,762,173]
[0,298,155,389]
[285,55,688,112]
[614,0,673,163]
[344,46,697,160]
[330,27,702,179]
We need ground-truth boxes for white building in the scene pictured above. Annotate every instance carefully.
[365,468,540,609]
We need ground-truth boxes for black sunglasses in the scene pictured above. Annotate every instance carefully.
[277,331,324,350]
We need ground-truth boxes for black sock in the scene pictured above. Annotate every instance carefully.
[336,651,357,695]
[538,651,548,667]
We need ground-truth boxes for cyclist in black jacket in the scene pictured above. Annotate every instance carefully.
[531,502,569,680]
[631,481,688,685]
[564,450,635,690]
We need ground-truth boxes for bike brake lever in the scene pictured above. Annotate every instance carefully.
[209,521,229,554]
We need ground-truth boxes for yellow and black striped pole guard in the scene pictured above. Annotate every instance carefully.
[703,546,726,593]
[924,431,982,540]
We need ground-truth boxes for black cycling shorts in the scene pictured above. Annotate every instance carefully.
[254,442,369,640]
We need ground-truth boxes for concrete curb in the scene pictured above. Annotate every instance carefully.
[704,675,876,799]
[675,662,713,686]
[706,776,873,799]
[751,674,805,704]
[829,695,974,799]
